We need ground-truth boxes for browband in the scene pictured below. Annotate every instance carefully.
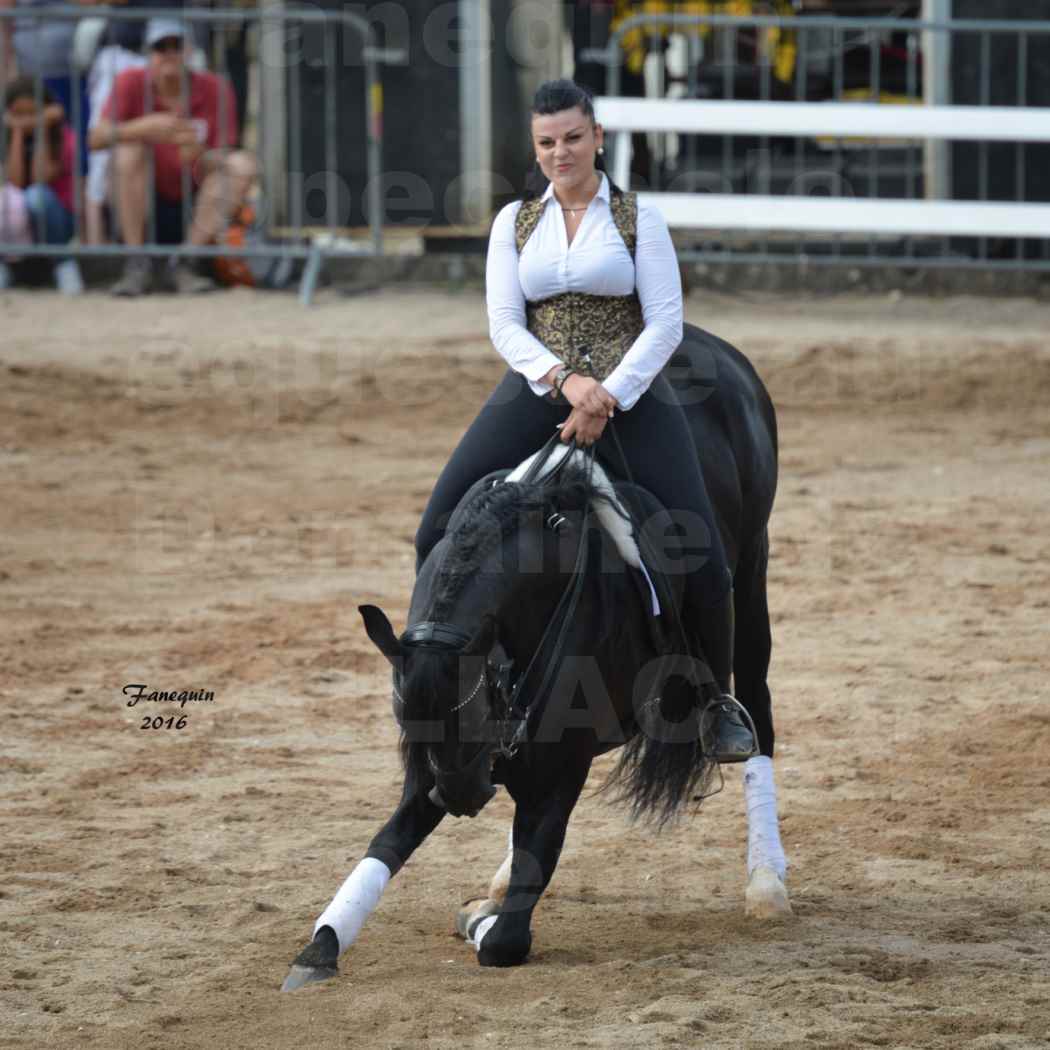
[400,621,473,650]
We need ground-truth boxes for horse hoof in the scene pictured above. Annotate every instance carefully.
[282,926,339,990]
[477,930,531,968]
[455,897,500,941]
[280,964,338,992]
[745,865,792,919]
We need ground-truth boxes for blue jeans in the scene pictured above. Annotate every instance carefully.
[24,185,74,245]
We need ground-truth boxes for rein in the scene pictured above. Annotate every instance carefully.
[495,441,596,757]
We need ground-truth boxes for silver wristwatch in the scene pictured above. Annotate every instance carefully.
[551,366,574,401]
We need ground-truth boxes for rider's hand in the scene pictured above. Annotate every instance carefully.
[559,406,608,447]
[562,374,618,419]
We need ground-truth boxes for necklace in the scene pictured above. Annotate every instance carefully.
[557,175,600,217]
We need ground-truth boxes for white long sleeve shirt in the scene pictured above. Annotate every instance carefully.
[485,172,684,410]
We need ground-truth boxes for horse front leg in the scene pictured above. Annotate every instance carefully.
[464,761,590,968]
[281,783,445,990]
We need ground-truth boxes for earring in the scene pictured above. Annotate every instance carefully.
[597,146,605,156]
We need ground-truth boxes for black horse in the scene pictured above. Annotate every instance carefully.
[282,323,790,989]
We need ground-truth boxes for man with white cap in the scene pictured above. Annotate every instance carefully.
[88,17,257,295]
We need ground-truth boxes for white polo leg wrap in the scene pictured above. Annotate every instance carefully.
[743,755,787,880]
[313,856,392,957]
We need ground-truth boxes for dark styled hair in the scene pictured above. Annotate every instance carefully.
[3,76,64,157]
[523,78,623,200]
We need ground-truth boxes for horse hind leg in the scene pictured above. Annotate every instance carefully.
[743,757,792,920]
[454,826,513,943]
[734,531,791,919]
[487,827,514,902]
[733,531,774,758]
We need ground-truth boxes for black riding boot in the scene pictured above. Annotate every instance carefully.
[694,590,757,764]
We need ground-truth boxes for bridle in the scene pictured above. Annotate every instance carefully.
[391,619,521,773]
[395,434,598,774]
[391,622,487,715]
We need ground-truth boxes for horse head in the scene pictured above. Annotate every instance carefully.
[358,468,602,818]
[360,603,506,817]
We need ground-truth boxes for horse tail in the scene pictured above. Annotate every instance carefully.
[598,663,719,827]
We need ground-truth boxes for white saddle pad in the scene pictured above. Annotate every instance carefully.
[505,445,661,615]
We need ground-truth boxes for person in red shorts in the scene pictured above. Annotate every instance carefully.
[87,17,257,296]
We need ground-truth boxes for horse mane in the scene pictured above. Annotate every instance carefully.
[429,469,601,621]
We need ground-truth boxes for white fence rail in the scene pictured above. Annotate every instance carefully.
[595,96,1050,239]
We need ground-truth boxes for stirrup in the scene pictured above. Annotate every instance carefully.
[699,693,759,764]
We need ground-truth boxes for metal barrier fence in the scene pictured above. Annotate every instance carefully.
[4,7,1049,288]
[582,12,1050,272]
[0,4,402,303]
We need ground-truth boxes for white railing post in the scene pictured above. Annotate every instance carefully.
[923,0,953,201]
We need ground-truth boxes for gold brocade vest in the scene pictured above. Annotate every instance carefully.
[515,191,644,383]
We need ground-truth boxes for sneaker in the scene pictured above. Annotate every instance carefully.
[111,257,153,297]
[168,259,217,295]
[54,259,84,296]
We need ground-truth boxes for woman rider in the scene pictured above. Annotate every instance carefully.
[414,78,754,763]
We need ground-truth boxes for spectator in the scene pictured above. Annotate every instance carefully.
[84,14,148,244]
[3,1,76,82]
[0,182,31,290]
[0,8,13,84]
[1,0,92,175]
[88,17,256,296]
[0,75,83,293]
[82,3,214,244]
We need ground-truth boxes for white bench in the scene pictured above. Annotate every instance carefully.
[594,97,1050,239]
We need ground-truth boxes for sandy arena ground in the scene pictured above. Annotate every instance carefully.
[2,285,1049,1050]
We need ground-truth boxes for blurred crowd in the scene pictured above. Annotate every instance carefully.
[0,1,255,295]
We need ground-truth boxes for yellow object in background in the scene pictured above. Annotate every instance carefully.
[611,0,797,84]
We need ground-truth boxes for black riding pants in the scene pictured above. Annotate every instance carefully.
[414,370,731,609]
